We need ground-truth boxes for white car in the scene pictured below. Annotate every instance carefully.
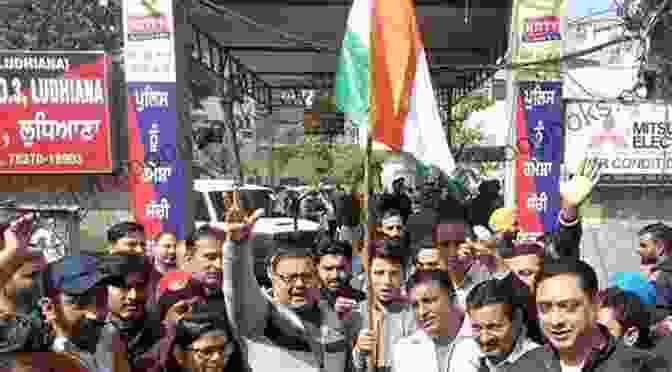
[193,179,320,232]
[193,179,321,286]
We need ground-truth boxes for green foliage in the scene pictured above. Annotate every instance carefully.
[0,0,122,50]
[446,94,495,175]
[447,95,492,148]
[244,135,391,190]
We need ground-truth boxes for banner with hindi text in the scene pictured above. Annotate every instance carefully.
[515,81,562,234]
[124,0,185,241]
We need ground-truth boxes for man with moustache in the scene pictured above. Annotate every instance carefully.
[218,209,362,372]
[41,254,139,372]
[534,259,668,372]
[391,271,467,372]
[106,222,162,307]
[313,237,366,316]
[183,225,225,300]
[433,219,490,309]
[98,254,161,372]
[450,278,545,372]
[637,223,672,309]
[0,216,132,371]
[352,241,416,372]
[352,208,410,293]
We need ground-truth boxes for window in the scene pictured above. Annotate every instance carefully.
[492,79,507,101]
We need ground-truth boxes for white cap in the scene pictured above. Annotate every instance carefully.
[473,225,493,241]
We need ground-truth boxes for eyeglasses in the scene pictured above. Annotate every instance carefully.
[274,272,315,286]
[188,344,233,360]
[61,292,97,307]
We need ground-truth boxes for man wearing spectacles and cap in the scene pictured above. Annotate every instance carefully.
[215,210,363,372]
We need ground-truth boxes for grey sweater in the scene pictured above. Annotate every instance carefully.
[351,301,416,371]
[222,239,359,372]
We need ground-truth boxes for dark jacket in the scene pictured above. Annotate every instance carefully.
[542,215,583,260]
[499,271,545,345]
[106,315,162,372]
[515,326,669,372]
[654,257,672,308]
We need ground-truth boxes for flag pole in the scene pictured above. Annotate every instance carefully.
[363,124,376,371]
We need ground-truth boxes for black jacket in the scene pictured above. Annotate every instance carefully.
[514,326,669,372]
[654,257,672,309]
[542,217,583,260]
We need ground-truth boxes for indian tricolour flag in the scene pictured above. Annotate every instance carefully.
[335,0,455,177]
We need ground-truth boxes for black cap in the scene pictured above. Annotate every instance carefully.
[97,254,151,287]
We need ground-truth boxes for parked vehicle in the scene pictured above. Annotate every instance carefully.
[193,180,320,287]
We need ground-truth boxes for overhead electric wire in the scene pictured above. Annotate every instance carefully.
[195,0,641,74]
[196,0,338,53]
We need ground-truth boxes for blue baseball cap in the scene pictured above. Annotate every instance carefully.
[608,271,657,305]
[49,255,100,295]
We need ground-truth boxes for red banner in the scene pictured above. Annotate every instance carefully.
[0,51,113,174]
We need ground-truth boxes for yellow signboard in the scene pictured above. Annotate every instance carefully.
[511,0,567,81]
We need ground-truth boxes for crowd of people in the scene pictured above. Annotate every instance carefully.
[1,158,672,371]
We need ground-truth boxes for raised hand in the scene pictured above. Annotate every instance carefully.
[39,297,69,338]
[560,157,603,209]
[334,296,357,320]
[3,213,35,258]
[211,208,265,242]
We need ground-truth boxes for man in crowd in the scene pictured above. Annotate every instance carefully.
[494,238,546,344]
[183,225,225,300]
[377,209,406,243]
[450,278,546,372]
[107,222,147,256]
[352,208,410,294]
[434,218,489,309]
[414,237,442,273]
[106,222,162,307]
[468,180,503,229]
[313,238,365,315]
[406,182,441,245]
[392,271,466,372]
[352,241,416,372]
[43,254,138,372]
[597,287,654,349]
[378,177,413,225]
[220,209,361,372]
[498,238,544,291]
[468,225,510,280]
[535,258,668,372]
[637,223,672,310]
[0,216,132,371]
[98,254,161,371]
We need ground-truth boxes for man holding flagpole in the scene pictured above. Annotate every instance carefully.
[335,0,458,370]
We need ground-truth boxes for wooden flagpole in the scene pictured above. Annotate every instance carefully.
[363,126,377,371]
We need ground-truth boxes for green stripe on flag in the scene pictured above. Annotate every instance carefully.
[335,30,369,128]
[416,160,432,178]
